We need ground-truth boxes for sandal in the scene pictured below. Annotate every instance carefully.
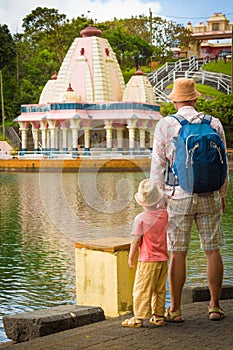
[149,315,166,327]
[165,307,184,323]
[208,307,224,321]
[121,317,143,328]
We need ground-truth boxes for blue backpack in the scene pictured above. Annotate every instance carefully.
[165,114,227,193]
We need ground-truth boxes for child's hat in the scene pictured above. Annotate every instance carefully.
[135,179,164,207]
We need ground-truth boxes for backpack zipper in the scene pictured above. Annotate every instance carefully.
[211,143,224,163]
[186,134,199,167]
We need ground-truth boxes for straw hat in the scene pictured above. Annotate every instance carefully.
[168,78,201,102]
[135,179,164,207]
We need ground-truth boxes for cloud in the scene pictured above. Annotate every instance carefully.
[0,0,162,34]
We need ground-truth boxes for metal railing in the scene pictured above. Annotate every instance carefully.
[14,149,152,160]
[4,126,21,148]
[147,57,231,102]
[153,71,231,102]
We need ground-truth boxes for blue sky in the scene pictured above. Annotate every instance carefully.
[151,0,233,23]
[0,0,232,34]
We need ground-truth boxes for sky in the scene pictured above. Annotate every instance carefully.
[0,0,233,34]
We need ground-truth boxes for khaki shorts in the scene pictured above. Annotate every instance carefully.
[167,192,225,251]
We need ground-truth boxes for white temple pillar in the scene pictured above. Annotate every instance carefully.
[40,127,47,154]
[84,128,91,155]
[46,129,50,152]
[116,128,124,151]
[104,121,113,151]
[47,120,59,155]
[54,127,59,152]
[128,127,135,151]
[71,127,78,149]
[61,127,68,152]
[19,122,28,155]
[139,128,146,151]
[70,119,81,157]
[32,127,39,153]
[127,120,137,153]
[50,128,56,152]
[137,120,148,153]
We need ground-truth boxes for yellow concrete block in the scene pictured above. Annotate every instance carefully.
[75,237,136,317]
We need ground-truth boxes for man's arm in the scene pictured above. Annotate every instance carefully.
[150,135,166,190]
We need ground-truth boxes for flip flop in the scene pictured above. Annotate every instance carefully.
[121,317,143,328]
[208,307,224,321]
[149,315,166,327]
[165,307,184,323]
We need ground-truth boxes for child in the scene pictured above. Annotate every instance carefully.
[121,178,169,328]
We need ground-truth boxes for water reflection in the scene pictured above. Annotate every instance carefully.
[38,171,145,240]
[0,171,232,343]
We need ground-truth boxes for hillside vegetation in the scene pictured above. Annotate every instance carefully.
[202,60,231,75]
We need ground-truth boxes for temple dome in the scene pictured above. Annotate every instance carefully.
[122,68,157,104]
[39,23,125,104]
[80,21,103,37]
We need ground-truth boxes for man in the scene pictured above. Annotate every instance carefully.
[150,77,229,322]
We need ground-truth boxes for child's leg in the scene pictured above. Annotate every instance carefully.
[133,262,154,319]
[151,261,168,317]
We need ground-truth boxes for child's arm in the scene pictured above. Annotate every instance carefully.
[128,236,142,268]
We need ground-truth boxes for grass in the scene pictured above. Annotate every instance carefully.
[165,59,232,97]
[166,83,224,98]
[202,60,231,75]
[195,84,224,98]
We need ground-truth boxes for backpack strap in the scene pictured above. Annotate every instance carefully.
[171,113,213,126]
[170,114,188,126]
[202,114,212,125]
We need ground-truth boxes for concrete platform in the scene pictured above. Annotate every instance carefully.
[0,298,233,350]
[1,285,233,349]
[3,305,105,342]
[182,284,233,304]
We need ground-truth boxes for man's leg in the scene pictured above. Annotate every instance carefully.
[205,249,224,319]
[168,250,187,321]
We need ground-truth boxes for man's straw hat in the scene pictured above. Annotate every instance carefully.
[168,77,201,102]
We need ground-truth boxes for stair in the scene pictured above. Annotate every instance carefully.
[5,126,21,149]
[5,126,34,151]
[147,57,231,102]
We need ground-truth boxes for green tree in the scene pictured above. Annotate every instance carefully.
[22,7,70,64]
[0,24,15,70]
[151,17,188,62]
[102,25,153,68]
[0,24,16,124]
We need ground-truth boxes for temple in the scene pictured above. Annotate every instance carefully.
[187,13,232,58]
[15,22,161,156]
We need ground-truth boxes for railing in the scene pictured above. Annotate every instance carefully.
[148,56,231,102]
[5,127,21,148]
[153,70,231,102]
[14,149,152,160]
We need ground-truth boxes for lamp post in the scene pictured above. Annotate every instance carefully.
[0,70,5,140]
